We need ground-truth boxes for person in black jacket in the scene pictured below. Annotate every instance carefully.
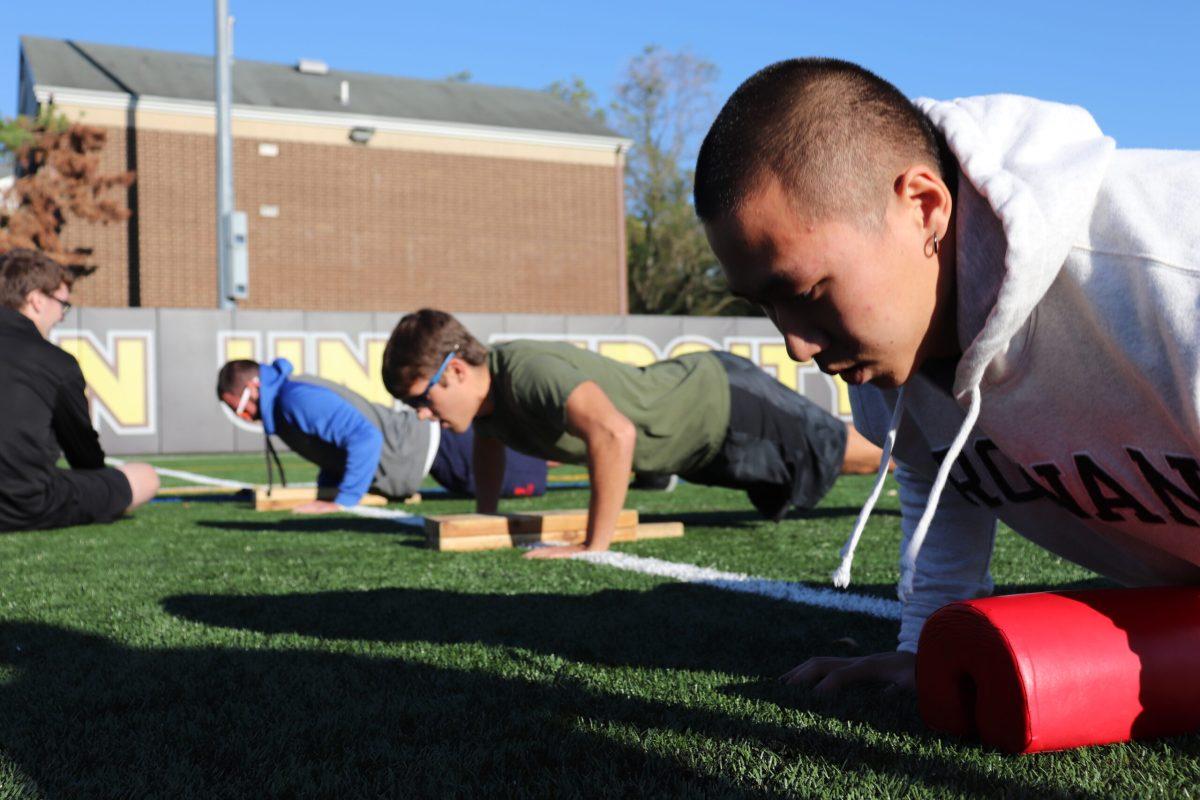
[0,249,158,531]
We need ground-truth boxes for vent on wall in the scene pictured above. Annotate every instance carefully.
[296,59,329,75]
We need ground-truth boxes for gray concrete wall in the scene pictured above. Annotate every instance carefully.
[51,309,851,455]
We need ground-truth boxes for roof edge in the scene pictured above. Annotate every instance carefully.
[34,85,632,152]
[21,35,578,104]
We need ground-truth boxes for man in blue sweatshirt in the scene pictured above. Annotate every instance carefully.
[217,359,546,513]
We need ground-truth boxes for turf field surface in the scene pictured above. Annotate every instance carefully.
[2,454,1198,798]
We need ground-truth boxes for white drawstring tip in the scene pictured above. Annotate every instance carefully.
[832,558,853,588]
[829,385,906,592]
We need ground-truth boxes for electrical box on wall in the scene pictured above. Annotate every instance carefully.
[227,210,249,300]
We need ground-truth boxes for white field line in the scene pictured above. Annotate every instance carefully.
[340,505,425,528]
[574,551,902,620]
[336,514,897,619]
[106,457,254,490]
[109,458,321,492]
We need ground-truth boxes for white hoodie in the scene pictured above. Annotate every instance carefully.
[843,94,1200,652]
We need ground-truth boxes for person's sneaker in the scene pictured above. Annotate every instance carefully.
[631,472,678,492]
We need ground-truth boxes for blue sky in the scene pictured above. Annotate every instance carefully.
[4,0,1198,150]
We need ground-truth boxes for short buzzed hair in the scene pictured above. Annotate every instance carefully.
[381,309,488,400]
[694,58,956,228]
[0,248,84,310]
[216,359,260,400]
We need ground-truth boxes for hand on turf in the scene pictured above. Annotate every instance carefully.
[523,544,587,559]
[780,650,916,693]
[292,500,344,515]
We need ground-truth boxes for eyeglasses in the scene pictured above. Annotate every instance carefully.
[44,293,72,315]
[406,349,457,409]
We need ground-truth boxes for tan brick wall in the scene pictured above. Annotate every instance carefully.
[58,124,132,308]
[65,124,625,313]
[138,128,220,307]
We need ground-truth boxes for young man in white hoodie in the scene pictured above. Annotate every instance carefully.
[695,58,1200,691]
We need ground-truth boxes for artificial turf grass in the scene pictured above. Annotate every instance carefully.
[0,463,1198,797]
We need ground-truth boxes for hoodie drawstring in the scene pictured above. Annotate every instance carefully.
[832,387,906,588]
[263,433,287,496]
[897,385,982,600]
[832,384,984,599]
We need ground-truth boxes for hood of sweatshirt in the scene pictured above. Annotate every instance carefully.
[916,94,1116,400]
[256,358,294,436]
[835,95,1117,596]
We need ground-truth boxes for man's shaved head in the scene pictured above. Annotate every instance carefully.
[694,58,955,228]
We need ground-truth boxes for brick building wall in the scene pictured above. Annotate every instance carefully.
[59,124,131,308]
[64,125,625,313]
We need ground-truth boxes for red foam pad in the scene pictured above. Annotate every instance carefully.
[916,587,1200,753]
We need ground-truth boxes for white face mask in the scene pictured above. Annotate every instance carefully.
[235,383,254,416]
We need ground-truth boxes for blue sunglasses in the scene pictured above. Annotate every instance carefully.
[406,349,457,408]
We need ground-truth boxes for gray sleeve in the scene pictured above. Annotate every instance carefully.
[895,462,998,653]
[848,384,893,447]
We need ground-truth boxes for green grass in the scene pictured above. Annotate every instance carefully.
[2,455,1198,798]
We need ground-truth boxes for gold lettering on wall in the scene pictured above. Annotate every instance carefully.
[55,331,155,434]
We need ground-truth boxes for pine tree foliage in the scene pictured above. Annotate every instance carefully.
[0,106,134,273]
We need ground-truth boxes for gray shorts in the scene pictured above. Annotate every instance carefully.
[681,352,847,519]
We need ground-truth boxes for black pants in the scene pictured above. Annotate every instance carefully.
[681,352,847,519]
[0,467,133,532]
[430,426,548,498]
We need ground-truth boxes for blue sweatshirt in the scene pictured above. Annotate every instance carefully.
[257,359,383,506]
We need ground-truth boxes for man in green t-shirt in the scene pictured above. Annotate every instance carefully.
[382,309,885,558]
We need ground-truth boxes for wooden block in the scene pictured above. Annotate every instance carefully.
[158,485,248,497]
[506,509,639,534]
[435,528,643,552]
[423,513,509,538]
[426,515,682,552]
[425,509,639,539]
[550,472,590,482]
[252,486,389,511]
[435,534,529,552]
[633,521,685,540]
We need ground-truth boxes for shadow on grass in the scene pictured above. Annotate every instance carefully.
[786,505,900,520]
[639,506,899,530]
[639,510,766,529]
[724,676,925,738]
[151,492,247,505]
[197,518,426,540]
[0,617,1113,799]
[992,576,1116,595]
[164,582,896,680]
[0,620,774,798]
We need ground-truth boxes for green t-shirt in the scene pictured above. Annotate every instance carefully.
[475,340,730,474]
